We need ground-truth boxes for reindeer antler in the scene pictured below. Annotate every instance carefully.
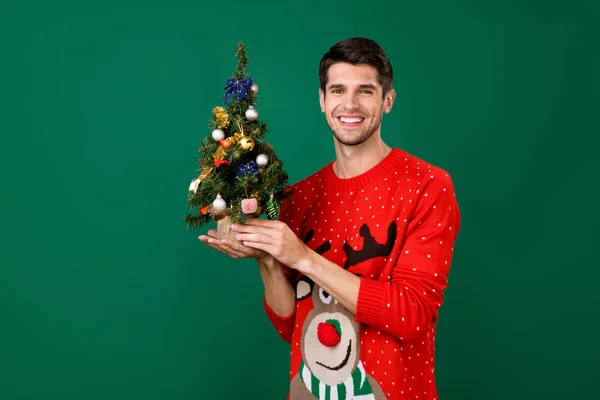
[343,221,397,269]
[304,229,331,255]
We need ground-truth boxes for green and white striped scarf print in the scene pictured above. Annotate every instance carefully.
[299,360,375,400]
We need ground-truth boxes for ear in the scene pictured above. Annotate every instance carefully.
[383,88,396,114]
[319,88,326,113]
[296,276,314,301]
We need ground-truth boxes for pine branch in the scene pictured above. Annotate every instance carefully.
[233,42,249,80]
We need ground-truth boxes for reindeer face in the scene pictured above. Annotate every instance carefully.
[294,223,397,387]
[296,278,360,386]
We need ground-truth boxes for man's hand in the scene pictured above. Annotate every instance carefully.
[231,218,310,270]
[234,218,361,314]
[198,229,274,264]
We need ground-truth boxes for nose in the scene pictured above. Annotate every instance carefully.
[343,93,359,111]
[317,319,341,347]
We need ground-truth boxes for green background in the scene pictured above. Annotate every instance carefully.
[1,1,598,399]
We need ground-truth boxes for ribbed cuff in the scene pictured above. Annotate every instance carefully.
[263,295,295,332]
[355,278,385,327]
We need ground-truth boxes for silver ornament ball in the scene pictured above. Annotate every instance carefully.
[245,106,258,121]
[256,154,269,167]
[211,129,225,141]
[251,83,258,93]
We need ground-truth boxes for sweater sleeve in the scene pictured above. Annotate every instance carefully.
[262,188,297,344]
[355,171,460,342]
[263,285,296,344]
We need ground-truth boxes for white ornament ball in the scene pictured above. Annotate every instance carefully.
[212,129,225,141]
[256,154,269,167]
[212,193,226,213]
[245,106,258,121]
[251,83,258,93]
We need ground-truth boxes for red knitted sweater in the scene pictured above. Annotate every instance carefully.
[264,147,460,400]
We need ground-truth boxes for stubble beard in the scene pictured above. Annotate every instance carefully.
[327,110,383,147]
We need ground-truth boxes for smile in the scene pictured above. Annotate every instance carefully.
[337,116,365,127]
[315,339,352,371]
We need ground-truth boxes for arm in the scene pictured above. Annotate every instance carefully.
[260,193,298,344]
[260,256,297,344]
[355,172,460,341]
[294,172,460,342]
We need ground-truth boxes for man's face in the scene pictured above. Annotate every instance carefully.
[319,62,395,147]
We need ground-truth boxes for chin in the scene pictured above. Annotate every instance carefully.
[328,120,380,147]
[332,130,374,147]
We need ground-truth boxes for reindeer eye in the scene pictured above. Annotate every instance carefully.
[319,288,333,304]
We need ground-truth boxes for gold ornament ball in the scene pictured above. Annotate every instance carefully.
[239,136,255,151]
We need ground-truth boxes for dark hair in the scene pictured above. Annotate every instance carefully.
[319,37,394,96]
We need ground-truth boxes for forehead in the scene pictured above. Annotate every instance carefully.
[326,62,380,88]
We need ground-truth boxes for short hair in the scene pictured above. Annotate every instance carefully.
[319,37,394,96]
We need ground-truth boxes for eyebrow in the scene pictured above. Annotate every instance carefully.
[328,83,378,91]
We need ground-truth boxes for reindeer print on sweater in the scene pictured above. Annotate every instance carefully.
[264,148,461,400]
[289,226,394,400]
[290,276,387,400]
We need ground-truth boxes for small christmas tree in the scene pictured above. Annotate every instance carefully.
[185,42,291,242]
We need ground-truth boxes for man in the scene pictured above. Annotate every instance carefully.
[199,37,460,400]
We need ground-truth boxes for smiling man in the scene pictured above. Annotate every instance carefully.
[199,37,461,400]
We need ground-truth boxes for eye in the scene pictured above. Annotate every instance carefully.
[360,89,373,94]
[319,288,332,304]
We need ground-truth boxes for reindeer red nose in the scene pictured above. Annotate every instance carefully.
[317,319,341,347]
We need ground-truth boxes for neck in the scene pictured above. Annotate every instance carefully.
[332,134,392,179]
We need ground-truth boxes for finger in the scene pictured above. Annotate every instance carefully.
[199,235,229,249]
[232,223,280,240]
[218,240,252,258]
[199,235,238,256]
[207,240,246,259]
[241,240,270,252]
[202,240,227,253]
[199,230,220,242]
[201,230,268,259]
[235,232,273,245]
[243,240,279,258]
[219,238,256,255]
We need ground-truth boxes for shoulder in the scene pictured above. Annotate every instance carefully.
[281,164,330,203]
[394,147,456,189]
[277,165,328,224]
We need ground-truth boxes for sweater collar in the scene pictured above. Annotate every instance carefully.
[321,147,406,191]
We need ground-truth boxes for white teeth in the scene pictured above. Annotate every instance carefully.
[340,117,363,123]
